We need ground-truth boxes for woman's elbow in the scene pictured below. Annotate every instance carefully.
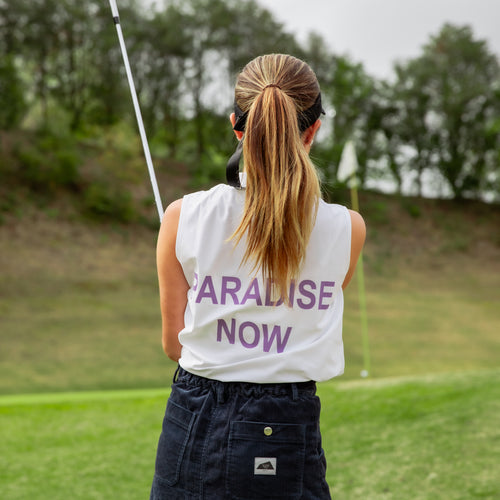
[162,333,181,362]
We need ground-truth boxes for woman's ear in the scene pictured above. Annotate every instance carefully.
[302,119,321,151]
[230,113,244,141]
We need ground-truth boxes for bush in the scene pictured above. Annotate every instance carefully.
[401,199,422,218]
[194,147,227,186]
[54,149,79,187]
[16,145,79,193]
[83,182,136,223]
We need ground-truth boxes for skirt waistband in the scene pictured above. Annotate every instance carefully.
[174,366,317,402]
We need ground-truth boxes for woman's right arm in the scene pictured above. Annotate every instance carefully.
[156,199,189,362]
[342,210,366,290]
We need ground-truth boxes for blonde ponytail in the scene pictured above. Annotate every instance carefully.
[230,54,323,302]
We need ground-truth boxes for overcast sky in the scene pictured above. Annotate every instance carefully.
[258,0,500,79]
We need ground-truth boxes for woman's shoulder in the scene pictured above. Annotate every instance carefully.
[319,200,364,223]
[183,183,239,203]
[318,199,350,220]
[183,184,244,207]
[316,200,365,240]
[179,184,245,221]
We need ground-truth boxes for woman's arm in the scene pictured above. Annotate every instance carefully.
[342,210,366,290]
[156,199,189,362]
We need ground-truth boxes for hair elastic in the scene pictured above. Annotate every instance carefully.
[264,83,282,90]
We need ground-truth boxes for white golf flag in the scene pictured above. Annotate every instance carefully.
[337,140,359,187]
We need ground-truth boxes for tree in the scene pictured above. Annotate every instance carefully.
[314,50,379,188]
[21,0,61,127]
[225,0,300,76]
[85,0,131,127]
[49,0,101,130]
[0,55,26,129]
[0,0,29,55]
[392,24,500,200]
[162,0,232,163]
[131,4,191,157]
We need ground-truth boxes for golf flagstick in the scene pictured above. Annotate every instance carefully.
[338,141,371,378]
[108,0,164,222]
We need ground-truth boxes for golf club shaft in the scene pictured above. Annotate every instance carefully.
[109,0,164,222]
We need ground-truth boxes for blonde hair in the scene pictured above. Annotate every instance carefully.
[231,54,322,302]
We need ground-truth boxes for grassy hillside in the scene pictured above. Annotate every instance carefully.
[0,138,499,394]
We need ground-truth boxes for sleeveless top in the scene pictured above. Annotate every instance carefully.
[175,183,351,383]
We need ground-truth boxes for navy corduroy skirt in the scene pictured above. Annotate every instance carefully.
[150,367,331,500]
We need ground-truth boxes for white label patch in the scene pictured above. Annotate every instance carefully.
[254,457,277,476]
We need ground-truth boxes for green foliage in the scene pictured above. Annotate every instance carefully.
[1,1,500,209]
[364,199,389,224]
[14,131,80,194]
[400,199,422,218]
[0,55,26,129]
[391,24,500,200]
[79,124,150,223]
[83,182,136,223]
[0,122,151,222]
[224,0,301,73]
[195,146,228,185]
[96,123,145,183]
[305,47,384,189]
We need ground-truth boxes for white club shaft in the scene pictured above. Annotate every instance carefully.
[109,0,164,221]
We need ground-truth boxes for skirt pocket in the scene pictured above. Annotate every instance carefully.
[154,399,196,486]
[226,420,306,499]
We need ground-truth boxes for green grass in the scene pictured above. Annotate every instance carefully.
[342,265,500,378]
[0,284,177,393]
[322,370,500,499]
[1,369,498,499]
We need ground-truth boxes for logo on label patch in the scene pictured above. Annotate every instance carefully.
[254,457,277,475]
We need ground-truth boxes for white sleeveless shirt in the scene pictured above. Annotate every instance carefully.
[175,183,351,383]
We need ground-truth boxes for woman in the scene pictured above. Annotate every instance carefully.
[151,54,366,499]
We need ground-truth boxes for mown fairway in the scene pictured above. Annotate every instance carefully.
[0,369,498,499]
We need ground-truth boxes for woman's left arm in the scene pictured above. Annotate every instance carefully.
[342,210,366,290]
[156,199,189,362]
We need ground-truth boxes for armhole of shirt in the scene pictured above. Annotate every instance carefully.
[343,206,352,279]
[175,194,189,265]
